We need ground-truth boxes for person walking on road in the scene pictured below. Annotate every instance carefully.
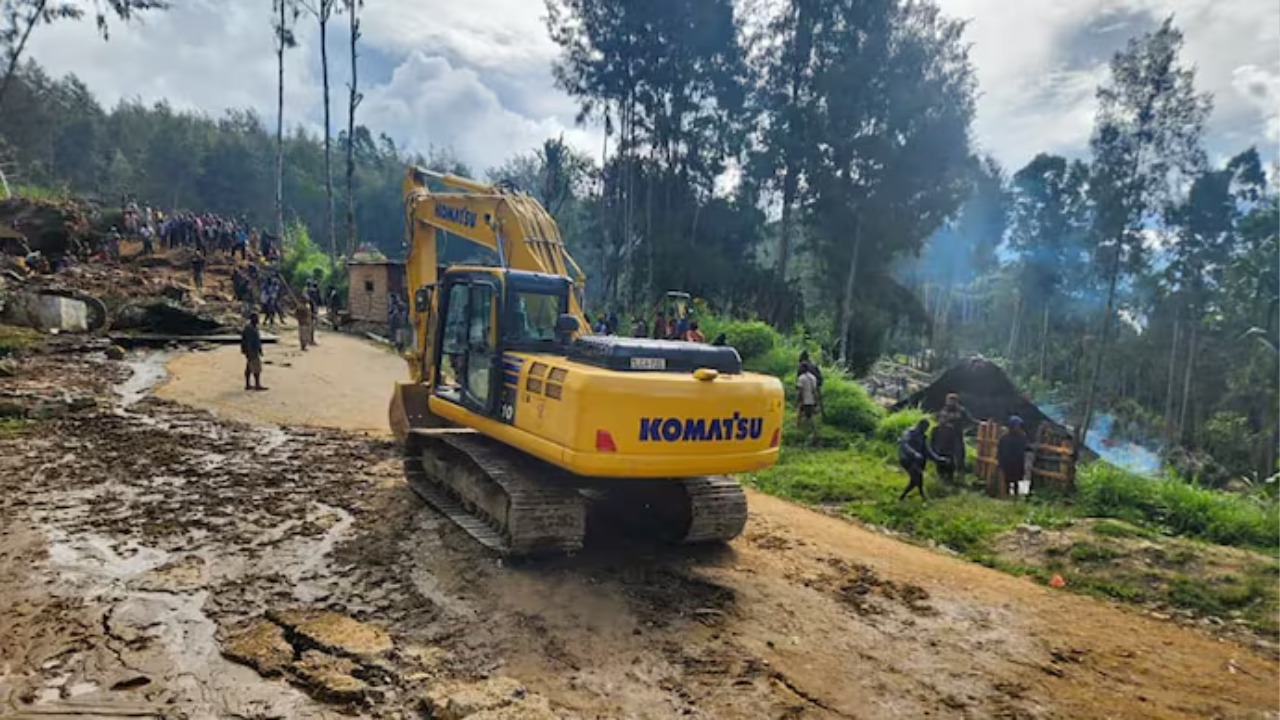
[241,314,266,391]
[898,418,946,501]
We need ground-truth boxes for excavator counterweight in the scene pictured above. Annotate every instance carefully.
[389,166,784,554]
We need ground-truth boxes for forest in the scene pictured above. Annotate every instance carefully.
[0,0,1274,486]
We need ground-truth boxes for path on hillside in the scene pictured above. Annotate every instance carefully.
[151,334,1280,720]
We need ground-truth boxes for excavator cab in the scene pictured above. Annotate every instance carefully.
[429,267,573,425]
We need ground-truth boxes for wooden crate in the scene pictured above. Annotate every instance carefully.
[1030,425,1076,494]
[975,421,1004,497]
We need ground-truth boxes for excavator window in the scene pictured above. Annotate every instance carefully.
[464,283,496,410]
[506,291,561,347]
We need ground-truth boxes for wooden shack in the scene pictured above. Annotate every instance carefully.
[975,419,1077,498]
[346,260,406,324]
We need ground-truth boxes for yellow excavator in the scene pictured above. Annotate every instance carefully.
[388,167,784,554]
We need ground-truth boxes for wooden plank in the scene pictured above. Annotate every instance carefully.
[1031,469,1069,481]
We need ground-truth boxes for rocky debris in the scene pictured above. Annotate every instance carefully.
[293,650,369,703]
[113,301,225,335]
[0,197,95,257]
[105,344,126,360]
[222,619,296,677]
[421,677,556,720]
[269,608,394,661]
[795,557,935,618]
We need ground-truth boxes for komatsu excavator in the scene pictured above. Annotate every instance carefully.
[388,167,784,554]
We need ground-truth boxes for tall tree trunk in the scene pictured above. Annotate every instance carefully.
[1038,304,1050,380]
[274,0,286,246]
[1162,317,1180,445]
[1006,291,1021,368]
[1078,249,1121,451]
[1177,322,1197,444]
[0,0,48,117]
[345,0,360,258]
[320,8,335,263]
[837,215,862,364]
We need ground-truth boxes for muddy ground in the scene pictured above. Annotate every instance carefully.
[0,340,1277,720]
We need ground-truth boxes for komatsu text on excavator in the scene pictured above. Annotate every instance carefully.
[388,167,784,554]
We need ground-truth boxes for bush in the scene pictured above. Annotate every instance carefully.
[876,408,929,444]
[1077,462,1279,549]
[721,320,780,361]
[820,376,883,434]
[282,220,333,291]
[744,345,795,378]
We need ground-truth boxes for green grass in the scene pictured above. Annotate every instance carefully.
[1076,463,1279,550]
[747,445,1075,555]
[0,418,34,438]
[10,184,70,201]
[0,325,40,357]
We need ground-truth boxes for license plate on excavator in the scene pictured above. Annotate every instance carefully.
[630,357,666,370]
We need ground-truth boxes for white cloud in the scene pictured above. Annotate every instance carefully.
[12,0,1279,183]
[360,51,597,173]
[939,0,1280,170]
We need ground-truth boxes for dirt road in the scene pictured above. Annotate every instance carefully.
[1,339,1276,719]
[157,326,402,434]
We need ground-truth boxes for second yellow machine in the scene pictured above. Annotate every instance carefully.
[389,167,784,554]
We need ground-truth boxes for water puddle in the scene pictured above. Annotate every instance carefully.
[115,353,171,408]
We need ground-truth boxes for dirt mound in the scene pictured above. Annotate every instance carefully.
[0,197,95,257]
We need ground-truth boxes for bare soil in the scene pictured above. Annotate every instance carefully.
[0,339,1275,719]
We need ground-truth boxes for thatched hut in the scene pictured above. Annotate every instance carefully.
[892,356,1068,439]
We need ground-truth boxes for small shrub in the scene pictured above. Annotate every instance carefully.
[820,376,883,434]
[1068,543,1120,563]
[876,408,928,444]
[722,320,780,361]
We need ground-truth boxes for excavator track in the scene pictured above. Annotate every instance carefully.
[676,476,749,544]
[403,430,586,555]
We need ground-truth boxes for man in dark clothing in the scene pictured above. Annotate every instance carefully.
[652,311,667,341]
[898,418,946,501]
[191,251,206,291]
[798,350,824,391]
[933,392,977,483]
[240,314,266,391]
[997,415,1032,498]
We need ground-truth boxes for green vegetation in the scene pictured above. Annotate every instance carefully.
[0,418,34,438]
[1076,463,1279,550]
[0,325,40,357]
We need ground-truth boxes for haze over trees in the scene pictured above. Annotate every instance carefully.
[0,2,1272,486]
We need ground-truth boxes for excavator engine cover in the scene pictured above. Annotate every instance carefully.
[568,336,743,374]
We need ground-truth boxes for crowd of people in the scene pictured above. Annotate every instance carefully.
[587,308,711,344]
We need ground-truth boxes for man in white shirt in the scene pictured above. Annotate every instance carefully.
[796,361,820,446]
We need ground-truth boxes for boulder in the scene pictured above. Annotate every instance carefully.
[1,292,89,332]
[112,301,224,335]
[221,618,295,677]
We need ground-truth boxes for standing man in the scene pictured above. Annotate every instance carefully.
[240,314,266,391]
[796,361,821,446]
[898,418,945,501]
[294,300,314,352]
[191,250,206,291]
[652,310,667,341]
[933,392,976,483]
[997,416,1032,498]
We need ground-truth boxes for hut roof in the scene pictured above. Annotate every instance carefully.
[893,357,1061,434]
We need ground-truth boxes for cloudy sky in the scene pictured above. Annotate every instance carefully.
[25,0,1280,177]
